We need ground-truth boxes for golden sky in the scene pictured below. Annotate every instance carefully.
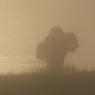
[0,0,95,73]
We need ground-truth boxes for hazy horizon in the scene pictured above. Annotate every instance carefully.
[0,0,95,74]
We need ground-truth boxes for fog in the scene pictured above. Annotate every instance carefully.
[0,0,95,74]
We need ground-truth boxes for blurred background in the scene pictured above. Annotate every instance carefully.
[0,0,95,75]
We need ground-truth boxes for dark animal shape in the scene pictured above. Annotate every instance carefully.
[36,26,79,73]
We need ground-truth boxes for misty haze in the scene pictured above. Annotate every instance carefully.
[0,0,95,95]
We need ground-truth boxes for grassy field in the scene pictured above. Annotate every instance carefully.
[0,70,95,95]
